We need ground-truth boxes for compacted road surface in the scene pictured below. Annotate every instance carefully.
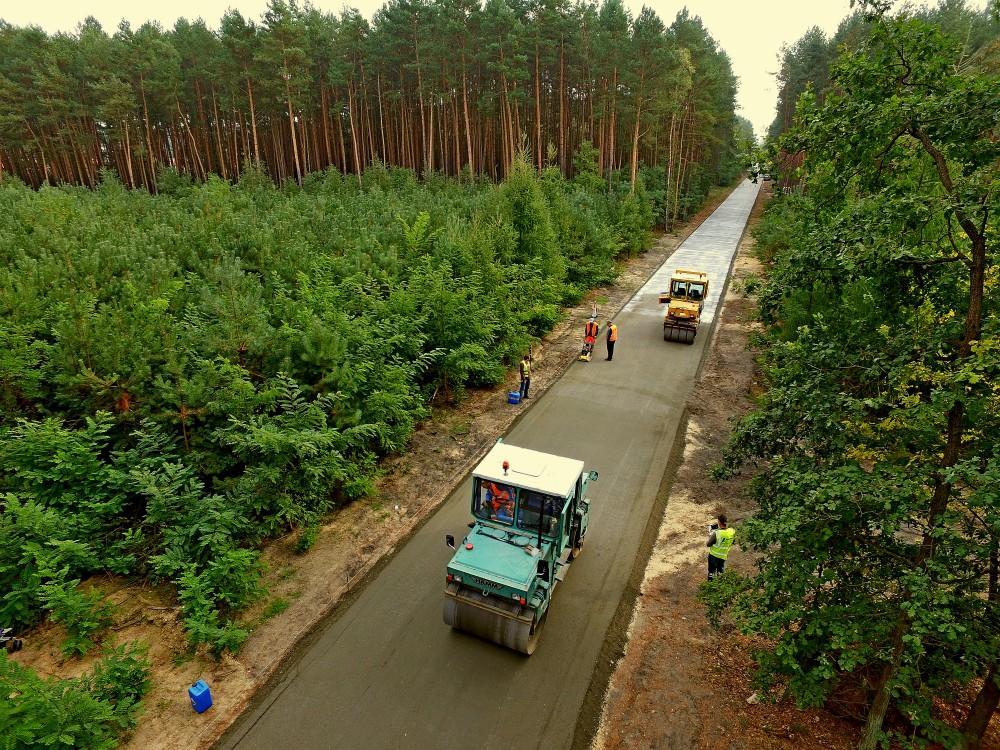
[219,179,760,750]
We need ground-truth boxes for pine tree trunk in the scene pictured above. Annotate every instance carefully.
[535,41,542,170]
[559,41,566,174]
[247,76,261,163]
[178,100,206,180]
[376,72,388,164]
[664,110,675,228]
[336,109,347,173]
[427,97,435,173]
[414,23,426,172]
[462,54,474,173]
[629,72,644,192]
[139,76,156,183]
[211,84,228,180]
[608,66,618,172]
[194,80,214,175]
[26,123,50,186]
[597,80,606,175]
[672,107,689,225]
[346,80,363,183]
[451,94,460,176]
[284,68,303,185]
[320,85,333,168]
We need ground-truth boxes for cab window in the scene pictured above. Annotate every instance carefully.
[475,479,516,525]
[688,282,705,301]
[671,279,688,298]
[516,490,560,537]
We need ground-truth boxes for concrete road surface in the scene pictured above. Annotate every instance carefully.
[219,179,761,750]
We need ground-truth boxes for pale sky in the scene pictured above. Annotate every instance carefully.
[0,0,988,139]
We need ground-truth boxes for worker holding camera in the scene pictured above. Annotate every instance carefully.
[706,513,735,580]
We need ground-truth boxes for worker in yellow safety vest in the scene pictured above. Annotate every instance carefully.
[519,354,532,400]
[605,322,618,361]
[706,513,735,580]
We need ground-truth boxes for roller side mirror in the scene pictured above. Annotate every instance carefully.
[446,534,455,550]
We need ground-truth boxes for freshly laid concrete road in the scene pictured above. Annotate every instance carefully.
[219,179,760,750]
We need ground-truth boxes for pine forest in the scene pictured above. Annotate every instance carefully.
[0,0,743,220]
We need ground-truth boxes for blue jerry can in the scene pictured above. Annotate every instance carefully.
[508,391,521,405]
[188,680,213,713]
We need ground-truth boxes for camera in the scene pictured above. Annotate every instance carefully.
[709,523,719,532]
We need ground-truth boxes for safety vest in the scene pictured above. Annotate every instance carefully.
[520,359,531,378]
[709,527,736,560]
[585,321,599,337]
[608,324,618,342]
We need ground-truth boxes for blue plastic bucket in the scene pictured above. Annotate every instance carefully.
[508,391,521,405]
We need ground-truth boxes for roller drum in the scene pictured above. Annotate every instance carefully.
[663,324,697,344]
[443,583,543,655]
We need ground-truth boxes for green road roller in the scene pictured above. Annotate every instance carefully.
[443,440,598,655]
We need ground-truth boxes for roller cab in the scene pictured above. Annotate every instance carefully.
[660,269,708,344]
[443,441,597,654]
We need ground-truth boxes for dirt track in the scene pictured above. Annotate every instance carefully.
[216,181,761,750]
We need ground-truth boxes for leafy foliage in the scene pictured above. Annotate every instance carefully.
[0,157,660,653]
[0,643,150,749]
[708,6,999,747]
[41,580,116,657]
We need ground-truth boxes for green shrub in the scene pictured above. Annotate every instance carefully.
[295,522,319,554]
[0,643,150,749]
[81,643,152,733]
[41,579,115,657]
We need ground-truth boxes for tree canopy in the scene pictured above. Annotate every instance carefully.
[708,3,999,748]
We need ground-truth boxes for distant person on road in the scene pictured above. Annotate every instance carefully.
[519,354,532,400]
[706,513,735,580]
[606,322,618,361]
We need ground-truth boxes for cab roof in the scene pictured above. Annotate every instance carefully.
[473,443,584,498]
[672,269,708,282]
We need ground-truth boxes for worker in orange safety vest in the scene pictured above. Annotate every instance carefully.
[606,322,618,361]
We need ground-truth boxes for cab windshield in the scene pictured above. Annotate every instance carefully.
[475,479,516,525]
[670,280,687,297]
[516,490,561,537]
[688,282,705,301]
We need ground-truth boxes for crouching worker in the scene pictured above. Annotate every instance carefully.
[706,513,735,580]
[579,318,600,361]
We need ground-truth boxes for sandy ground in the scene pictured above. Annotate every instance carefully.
[591,185,1000,750]
[11,186,736,750]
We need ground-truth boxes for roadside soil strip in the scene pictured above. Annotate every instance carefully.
[6,186,737,750]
